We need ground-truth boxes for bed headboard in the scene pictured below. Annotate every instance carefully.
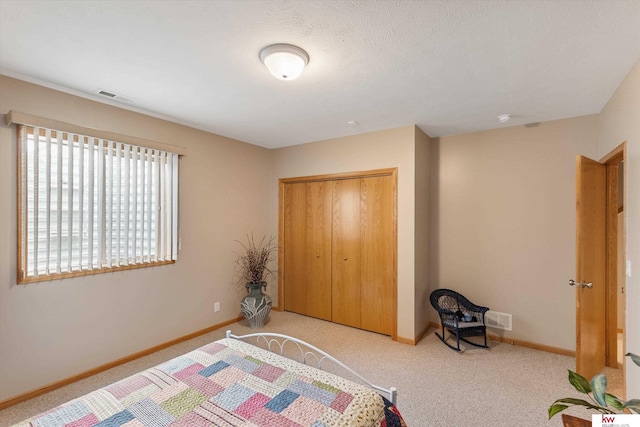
[225,330,397,404]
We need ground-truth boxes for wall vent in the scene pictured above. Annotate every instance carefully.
[485,311,512,331]
[95,88,133,103]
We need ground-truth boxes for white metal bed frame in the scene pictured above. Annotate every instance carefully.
[226,330,398,405]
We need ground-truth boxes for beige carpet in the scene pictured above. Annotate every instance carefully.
[0,311,614,426]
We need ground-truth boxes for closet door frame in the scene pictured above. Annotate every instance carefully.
[278,168,398,340]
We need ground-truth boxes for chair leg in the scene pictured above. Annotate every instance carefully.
[458,332,490,349]
[459,337,489,348]
[434,326,462,352]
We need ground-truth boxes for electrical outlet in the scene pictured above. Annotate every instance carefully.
[214,302,220,312]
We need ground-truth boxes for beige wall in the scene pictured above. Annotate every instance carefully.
[430,116,600,350]
[0,76,273,401]
[270,125,422,340]
[598,59,640,398]
[414,127,431,335]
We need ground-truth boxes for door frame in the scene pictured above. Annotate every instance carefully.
[600,142,626,391]
[277,168,398,340]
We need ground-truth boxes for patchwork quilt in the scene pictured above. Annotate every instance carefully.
[13,338,407,427]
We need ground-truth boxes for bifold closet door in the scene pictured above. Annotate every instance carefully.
[281,170,396,337]
[360,175,395,335]
[331,178,362,328]
[283,181,332,320]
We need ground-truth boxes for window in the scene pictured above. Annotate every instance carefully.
[17,122,180,283]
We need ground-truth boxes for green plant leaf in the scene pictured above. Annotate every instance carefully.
[591,374,608,407]
[568,370,592,394]
[552,397,606,412]
[622,399,640,414]
[605,393,625,410]
[626,352,640,367]
[553,397,596,406]
[548,403,569,419]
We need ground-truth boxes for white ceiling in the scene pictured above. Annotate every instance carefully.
[1,0,639,149]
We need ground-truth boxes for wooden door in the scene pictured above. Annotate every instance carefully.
[575,155,607,379]
[283,181,332,320]
[332,178,361,328]
[360,175,396,335]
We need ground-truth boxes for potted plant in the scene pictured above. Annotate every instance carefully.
[235,234,278,328]
[548,352,640,424]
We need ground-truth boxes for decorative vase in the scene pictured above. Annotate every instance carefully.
[240,282,272,328]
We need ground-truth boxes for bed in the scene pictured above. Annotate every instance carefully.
[12,330,406,427]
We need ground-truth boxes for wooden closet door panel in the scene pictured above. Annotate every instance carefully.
[332,179,361,328]
[306,181,332,320]
[283,182,332,320]
[360,175,395,335]
[283,182,308,315]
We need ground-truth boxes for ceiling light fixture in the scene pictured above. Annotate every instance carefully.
[259,43,309,81]
[498,114,513,123]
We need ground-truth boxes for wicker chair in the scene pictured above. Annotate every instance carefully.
[429,288,490,352]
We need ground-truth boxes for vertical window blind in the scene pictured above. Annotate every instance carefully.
[18,124,179,282]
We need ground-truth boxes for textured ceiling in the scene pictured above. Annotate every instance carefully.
[1,0,639,149]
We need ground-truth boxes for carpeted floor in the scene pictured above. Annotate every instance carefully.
[0,311,622,426]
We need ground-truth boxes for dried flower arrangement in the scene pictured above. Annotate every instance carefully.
[234,234,278,287]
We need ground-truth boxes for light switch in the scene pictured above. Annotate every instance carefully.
[626,260,632,278]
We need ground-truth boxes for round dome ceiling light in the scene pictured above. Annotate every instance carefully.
[498,114,513,123]
[259,43,309,81]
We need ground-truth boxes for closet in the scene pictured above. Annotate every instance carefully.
[279,169,397,337]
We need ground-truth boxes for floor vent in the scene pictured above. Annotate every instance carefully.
[485,311,512,331]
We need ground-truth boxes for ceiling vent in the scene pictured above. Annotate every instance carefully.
[95,88,133,103]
